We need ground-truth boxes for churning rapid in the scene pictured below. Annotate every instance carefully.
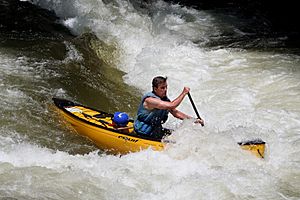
[1,0,300,199]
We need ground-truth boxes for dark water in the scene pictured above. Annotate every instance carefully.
[0,0,299,199]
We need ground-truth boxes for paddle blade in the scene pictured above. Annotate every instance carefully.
[238,139,265,159]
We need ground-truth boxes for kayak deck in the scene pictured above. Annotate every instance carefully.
[64,105,134,134]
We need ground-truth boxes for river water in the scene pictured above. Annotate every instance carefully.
[0,0,300,199]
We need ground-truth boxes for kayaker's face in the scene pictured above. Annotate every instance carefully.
[154,82,168,98]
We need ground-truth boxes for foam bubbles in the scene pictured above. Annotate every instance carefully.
[3,0,300,199]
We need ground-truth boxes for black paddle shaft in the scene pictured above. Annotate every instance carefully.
[187,92,203,125]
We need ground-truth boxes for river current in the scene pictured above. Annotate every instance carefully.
[0,0,300,199]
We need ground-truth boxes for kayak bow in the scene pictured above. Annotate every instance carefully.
[238,139,265,158]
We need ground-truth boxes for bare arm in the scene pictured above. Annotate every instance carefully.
[169,108,192,120]
[144,87,190,110]
[170,109,204,125]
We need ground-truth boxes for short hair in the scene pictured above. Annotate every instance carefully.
[152,76,167,89]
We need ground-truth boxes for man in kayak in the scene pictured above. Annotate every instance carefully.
[134,76,204,139]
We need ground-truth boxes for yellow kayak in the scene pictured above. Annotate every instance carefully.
[53,98,165,154]
[53,98,265,158]
[238,140,265,158]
